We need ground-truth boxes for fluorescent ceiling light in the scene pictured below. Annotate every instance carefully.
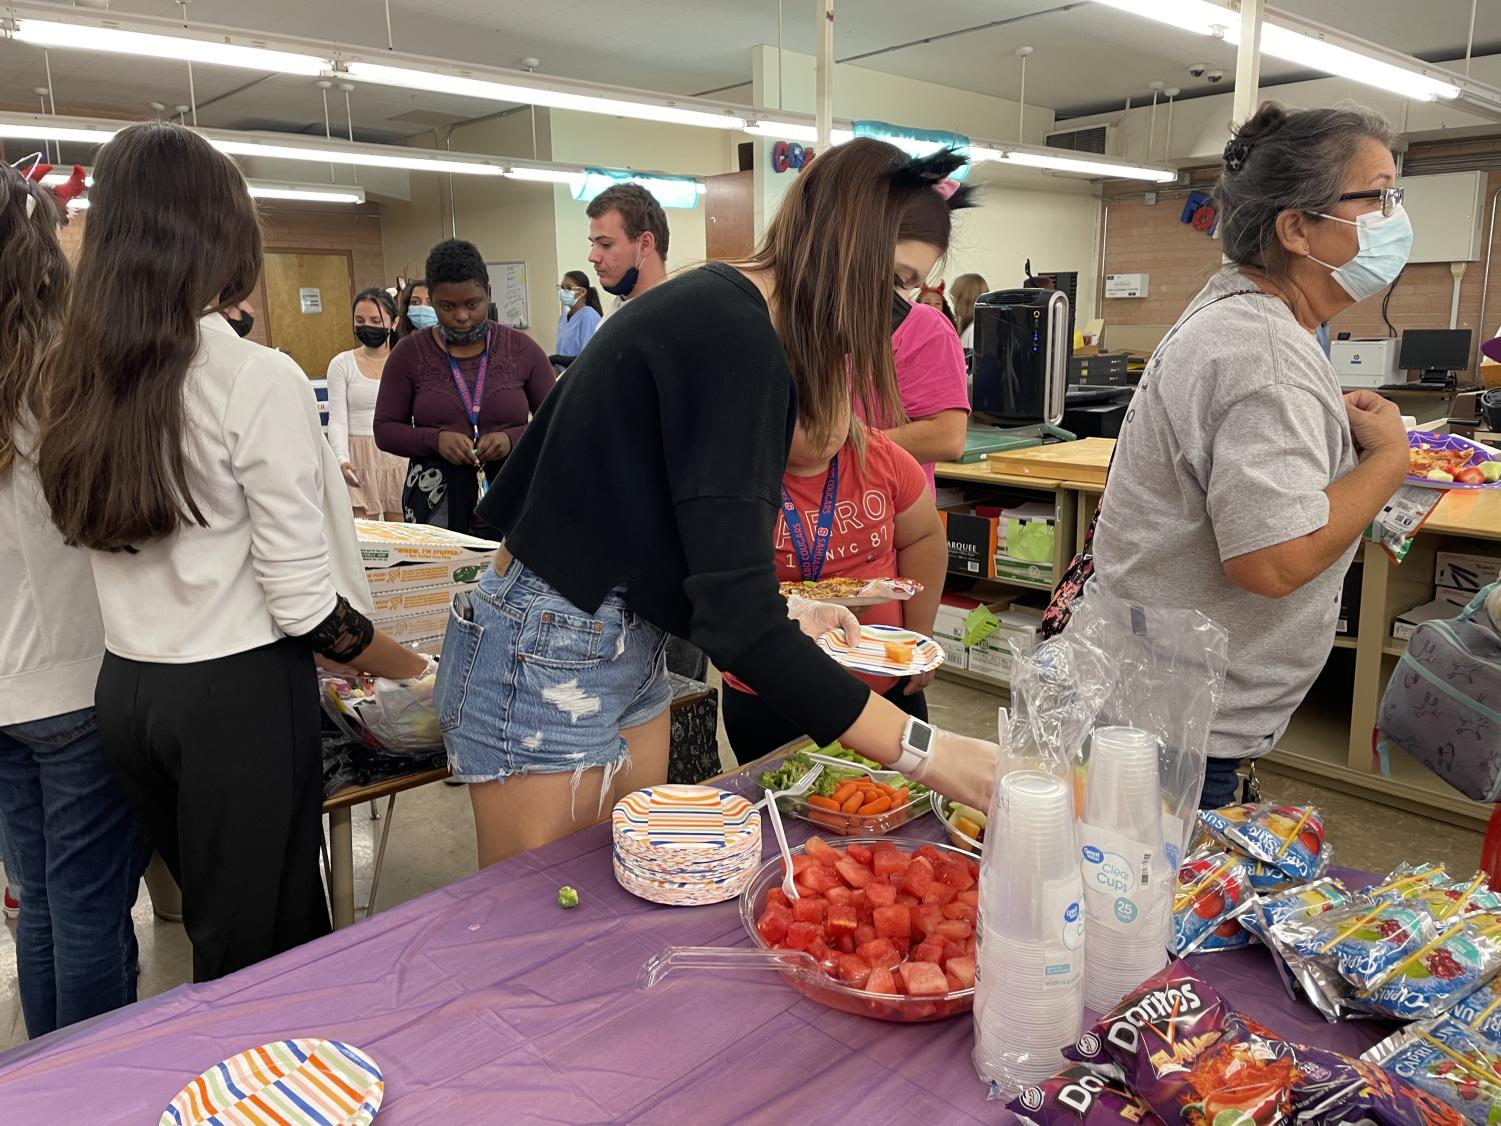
[343,61,747,130]
[979,145,1177,183]
[744,120,854,144]
[12,17,326,75]
[503,166,584,185]
[247,183,365,204]
[207,136,503,176]
[0,120,118,145]
[1091,0,1459,101]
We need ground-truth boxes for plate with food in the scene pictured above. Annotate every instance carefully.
[934,795,987,852]
[816,623,945,676]
[756,743,931,836]
[1407,431,1501,490]
[780,576,923,607]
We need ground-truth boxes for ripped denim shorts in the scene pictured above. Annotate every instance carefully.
[435,555,670,786]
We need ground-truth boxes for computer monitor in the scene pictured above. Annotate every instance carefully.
[1398,329,1472,383]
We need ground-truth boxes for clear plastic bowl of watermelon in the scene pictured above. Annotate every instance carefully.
[1406,430,1501,490]
[740,835,979,1022]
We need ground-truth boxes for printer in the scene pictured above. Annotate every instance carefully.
[1329,338,1400,389]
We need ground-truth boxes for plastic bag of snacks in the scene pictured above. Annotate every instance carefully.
[320,662,441,754]
[1007,1064,1165,1125]
[1289,1041,1466,1125]
[1199,804,1328,883]
[1365,1017,1501,1124]
[1173,849,1255,956]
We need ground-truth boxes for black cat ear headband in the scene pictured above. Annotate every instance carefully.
[889,147,979,210]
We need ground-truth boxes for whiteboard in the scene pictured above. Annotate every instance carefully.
[487,260,529,329]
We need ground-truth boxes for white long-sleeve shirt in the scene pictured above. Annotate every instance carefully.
[89,314,340,663]
[324,349,382,464]
[0,426,105,724]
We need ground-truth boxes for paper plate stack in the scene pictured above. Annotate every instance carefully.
[160,1039,383,1126]
[612,785,762,906]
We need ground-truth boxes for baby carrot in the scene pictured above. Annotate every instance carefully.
[889,788,909,808]
[841,793,865,813]
[807,795,841,811]
[832,781,857,804]
[859,797,892,815]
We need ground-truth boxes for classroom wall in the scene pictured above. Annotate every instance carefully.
[1099,166,1501,377]
[1059,55,1501,165]
[380,110,561,349]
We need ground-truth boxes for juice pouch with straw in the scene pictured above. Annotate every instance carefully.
[1172,848,1254,956]
[1241,879,1355,1008]
[1356,918,1501,1021]
[1449,981,1501,1047]
[1366,1018,1501,1125]
[1199,803,1328,882]
[1285,901,1437,991]
[1007,1064,1165,1125]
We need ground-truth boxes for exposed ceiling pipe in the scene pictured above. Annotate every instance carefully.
[1015,46,1033,143]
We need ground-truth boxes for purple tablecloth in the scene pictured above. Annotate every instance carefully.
[0,781,1395,1125]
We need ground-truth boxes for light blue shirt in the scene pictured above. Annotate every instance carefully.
[556,304,602,357]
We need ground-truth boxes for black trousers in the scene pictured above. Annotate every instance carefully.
[724,680,929,767]
[96,638,331,982]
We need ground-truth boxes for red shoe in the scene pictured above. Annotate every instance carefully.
[1,886,17,920]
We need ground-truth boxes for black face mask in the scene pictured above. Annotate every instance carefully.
[230,313,254,339]
[439,321,489,346]
[354,325,391,349]
[602,240,645,298]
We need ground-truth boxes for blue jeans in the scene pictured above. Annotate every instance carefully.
[0,709,144,1037]
[1200,756,1245,809]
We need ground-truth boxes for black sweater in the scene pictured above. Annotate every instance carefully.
[477,263,870,745]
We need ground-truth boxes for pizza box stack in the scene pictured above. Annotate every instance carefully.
[355,520,498,654]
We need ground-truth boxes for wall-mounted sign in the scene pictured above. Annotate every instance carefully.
[1104,273,1149,299]
[299,287,322,314]
[771,140,816,174]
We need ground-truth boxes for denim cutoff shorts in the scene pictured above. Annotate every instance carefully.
[435,556,670,784]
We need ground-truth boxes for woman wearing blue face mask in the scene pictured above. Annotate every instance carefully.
[395,278,434,340]
[555,270,602,362]
[1085,103,1412,808]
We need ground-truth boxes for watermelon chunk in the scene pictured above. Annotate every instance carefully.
[864,882,898,908]
[854,923,876,946]
[835,859,874,889]
[784,920,820,951]
[872,904,911,939]
[836,934,855,954]
[940,941,966,964]
[804,836,841,867]
[945,955,976,989]
[933,856,976,892]
[836,954,872,986]
[766,887,789,909]
[934,918,972,942]
[756,903,792,944]
[857,937,901,970]
[914,845,943,865]
[956,889,979,907]
[827,903,858,936]
[790,853,819,876]
[912,939,946,965]
[792,896,825,924]
[801,866,839,894]
[943,901,978,925]
[895,893,919,907]
[871,849,909,879]
[921,881,958,908]
[824,885,852,906]
[901,857,934,898]
[866,966,898,995]
[911,903,944,940]
[845,843,873,865]
[899,961,950,996]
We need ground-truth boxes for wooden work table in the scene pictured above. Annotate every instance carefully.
[934,437,1501,827]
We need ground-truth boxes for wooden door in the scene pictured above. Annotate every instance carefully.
[262,250,355,378]
[704,170,754,261]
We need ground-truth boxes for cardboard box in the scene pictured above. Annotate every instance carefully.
[1393,587,1472,641]
[370,586,469,619]
[1435,550,1501,593]
[355,520,497,588]
[373,607,453,644]
[940,508,998,579]
[933,595,980,670]
[966,608,1043,684]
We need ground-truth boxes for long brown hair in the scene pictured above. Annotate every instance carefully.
[0,164,67,476]
[39,121,263,551]
[951,273,988,338]
[741,139,971,449]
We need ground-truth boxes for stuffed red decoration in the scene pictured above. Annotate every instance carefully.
[23,162,88,208]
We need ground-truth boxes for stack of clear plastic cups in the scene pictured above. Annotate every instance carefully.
[1078,725,1172,1013]
[973,771,1086,1096]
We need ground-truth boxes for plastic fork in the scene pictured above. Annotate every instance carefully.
[804,751,907,785]
[755,763,823,901]
[636,945,823,990]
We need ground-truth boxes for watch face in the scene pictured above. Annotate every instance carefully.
[908,721,933,754]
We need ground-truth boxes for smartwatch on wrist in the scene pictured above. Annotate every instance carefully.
[891,716,935,776]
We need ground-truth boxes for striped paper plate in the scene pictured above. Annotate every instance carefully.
[816,623,945,677]
[160,1039,383,1126]
[612,785,758,850]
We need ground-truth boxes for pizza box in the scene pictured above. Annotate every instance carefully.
[370,586,468,620]
[355,520,497,590]
[374,608,452,645]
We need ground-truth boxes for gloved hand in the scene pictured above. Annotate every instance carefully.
[787,594,862,645]
[906,727,1006,814]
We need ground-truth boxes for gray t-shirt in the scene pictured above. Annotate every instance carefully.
[1093,270,1357,760]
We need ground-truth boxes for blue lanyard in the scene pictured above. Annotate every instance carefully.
[445,343,489,442]
[781,455,840,582]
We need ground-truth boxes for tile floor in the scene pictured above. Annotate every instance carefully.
[0,675,1487,1051]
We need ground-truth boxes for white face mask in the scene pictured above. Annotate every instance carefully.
[1306,204,1413,303]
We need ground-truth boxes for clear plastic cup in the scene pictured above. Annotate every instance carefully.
[987,774,1082,944]
[1084,726,1164,844]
